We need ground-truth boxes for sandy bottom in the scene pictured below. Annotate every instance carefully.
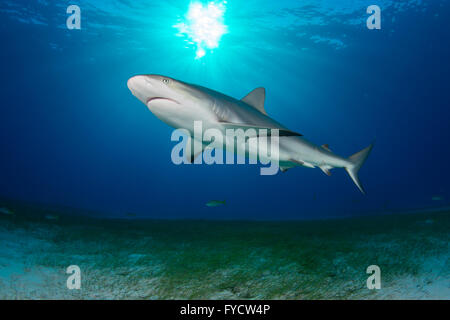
[0,211,449,299]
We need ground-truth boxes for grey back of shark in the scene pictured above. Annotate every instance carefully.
[127,75,373,193]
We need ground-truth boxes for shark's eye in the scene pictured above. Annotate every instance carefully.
[162,78,170,84]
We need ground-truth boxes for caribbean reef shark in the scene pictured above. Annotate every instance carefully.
[127,75,373,193]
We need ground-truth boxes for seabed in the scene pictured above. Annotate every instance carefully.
[0,202,448,299]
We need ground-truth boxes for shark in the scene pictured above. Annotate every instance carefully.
[127,74,373,193]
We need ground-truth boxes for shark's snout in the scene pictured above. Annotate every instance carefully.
[128,75,178,107]
[127,75,143,93]
[127,75,153,104]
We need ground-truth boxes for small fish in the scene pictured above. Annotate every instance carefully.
[0,207,14,216]
[44,214,59,221]
[432,196,443,201]
[206,200,226,207]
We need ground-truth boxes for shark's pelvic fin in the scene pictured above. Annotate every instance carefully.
[345,143,374,194]
[241,88,267,115]
[219,121,302,137]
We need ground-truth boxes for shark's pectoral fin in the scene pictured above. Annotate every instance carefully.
[185,136,205,163]
[320,166,332,176]
[289,159,315,168]
[219,121,302,137]
[242,88,267,115]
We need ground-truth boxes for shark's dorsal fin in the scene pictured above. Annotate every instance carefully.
[242,88,267,115]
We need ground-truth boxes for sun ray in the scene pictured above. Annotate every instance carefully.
[174,1,228,59]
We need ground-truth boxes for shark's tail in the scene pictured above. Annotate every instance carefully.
[345,143,374,194]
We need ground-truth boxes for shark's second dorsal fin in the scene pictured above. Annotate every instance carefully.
[242,88,267,115]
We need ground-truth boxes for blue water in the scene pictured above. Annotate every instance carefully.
[1,0,449,220]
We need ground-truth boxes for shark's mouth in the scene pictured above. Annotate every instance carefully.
[147,97,179,105]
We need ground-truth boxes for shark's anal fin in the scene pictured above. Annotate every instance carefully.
[241,88,267,115]
[219,121,302,137]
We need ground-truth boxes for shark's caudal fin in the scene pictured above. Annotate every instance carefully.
[345,143,374,194]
